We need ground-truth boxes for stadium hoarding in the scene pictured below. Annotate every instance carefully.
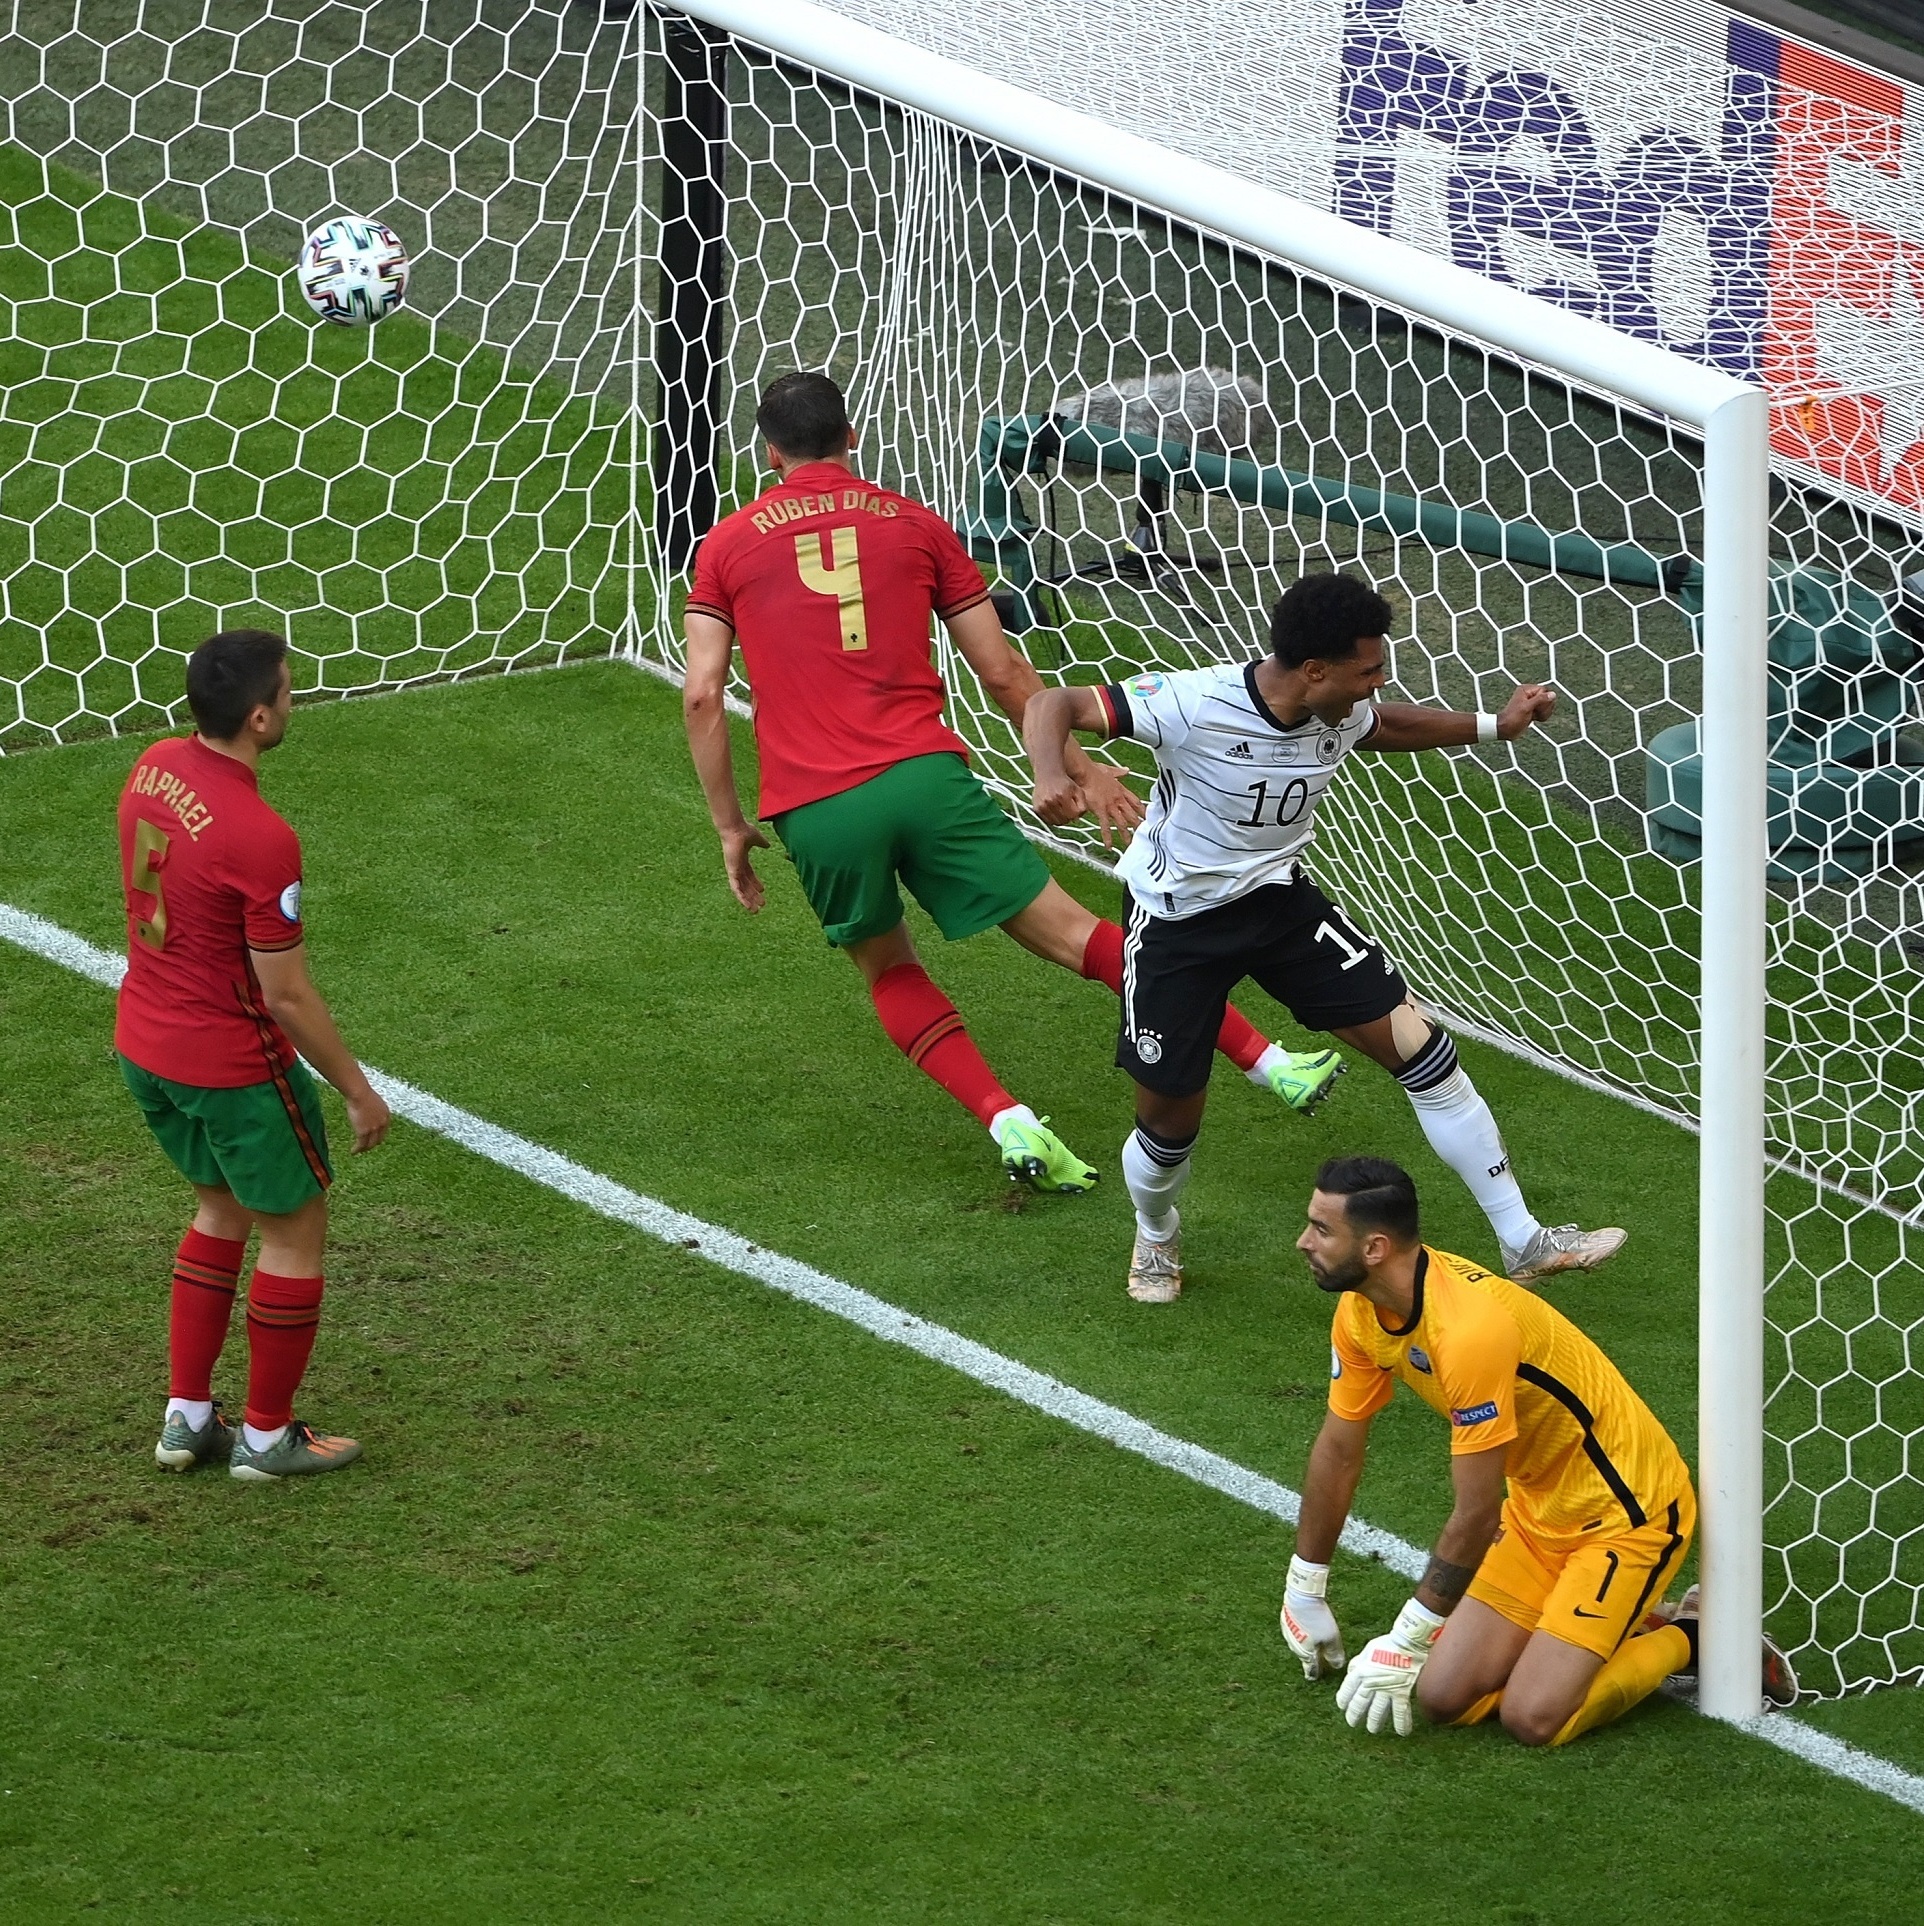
[815,0,1924,530]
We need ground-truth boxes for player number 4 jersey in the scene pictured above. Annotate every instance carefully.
[686,461,991,818]
[1097,661,1378,919]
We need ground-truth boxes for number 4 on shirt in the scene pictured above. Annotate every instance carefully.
[794,526,868,650]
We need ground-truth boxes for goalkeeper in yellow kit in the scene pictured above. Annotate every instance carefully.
[1279,1156,1795,1745]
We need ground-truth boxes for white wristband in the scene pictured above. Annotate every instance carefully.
[1286,1554,1330,1598]
[1395,1596,1449,1647]
[1476,712,1500,743]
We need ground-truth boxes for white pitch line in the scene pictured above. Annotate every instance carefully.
[1742,1714,1924,1817]
[6,897,1924,1815]
[0,900,1418,1578]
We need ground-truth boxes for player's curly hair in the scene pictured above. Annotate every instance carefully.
[1269,572,1394,668]
[756,371,852,462]
[186,629,288,741]
[1315,1155,1420,1245]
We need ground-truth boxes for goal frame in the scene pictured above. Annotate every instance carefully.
[651,0,1772,1723]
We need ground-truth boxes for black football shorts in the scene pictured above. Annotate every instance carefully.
[1117,870,1408,1095]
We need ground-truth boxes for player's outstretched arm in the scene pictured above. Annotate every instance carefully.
[1361,682,1556,752]
[1282,1411,1372,1679]
[683,611,770,913]
[249,944,391,1153]
[1022,684,1114,830]
[948,602,1143,843]
[1336,1443,1506,1736]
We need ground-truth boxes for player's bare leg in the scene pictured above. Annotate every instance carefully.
[1121,1085,1207,1303]
[1416,1596,1533,1727]
[1423,1596,1708,1747]
[1329,1001,1625,1280]
[190,1181,253,1243]
[1492,1628,1611,1746]
[845,921,1096,1193]
[1001,881,1342,1110]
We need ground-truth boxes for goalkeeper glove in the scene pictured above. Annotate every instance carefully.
[1279,1554,1346,1680]
[1335,1597,1447,1736]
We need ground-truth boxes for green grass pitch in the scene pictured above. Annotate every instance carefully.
[0,144,634,749]
[6,663,1924,1919]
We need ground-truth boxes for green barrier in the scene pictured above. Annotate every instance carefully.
[1649,561,1924,879]
[962,413,1675,626]
[965,411,1924,882]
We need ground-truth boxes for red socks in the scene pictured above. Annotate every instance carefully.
[1079,920,1269,1072]
[168,1229,246,1400]
[865,923,1276,1129]
[1079,918,1127,994]
[168,1235,326,1428]
[1213,999,1271,1075]
[870,963,1016,1128]
[170,1236,327,1429]
[244,1270,325,1430]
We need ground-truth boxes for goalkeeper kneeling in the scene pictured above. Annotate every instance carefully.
[1281,1156,1795,1743]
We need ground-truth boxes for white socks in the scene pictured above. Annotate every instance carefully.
[1247,1043,1290,1087]
[989,1102,1039,1138]
[1123,1123,1194,1240]
[163,1402,283,1451]
[1394,1032,1541,1256]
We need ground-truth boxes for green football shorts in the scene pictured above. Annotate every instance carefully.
[773,752,1051,947]
[120,1054,334,1216]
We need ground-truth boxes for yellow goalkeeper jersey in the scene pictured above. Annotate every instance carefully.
[1327,1246,1690,1539]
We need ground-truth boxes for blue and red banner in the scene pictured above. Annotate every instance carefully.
[1335,0,1924,518]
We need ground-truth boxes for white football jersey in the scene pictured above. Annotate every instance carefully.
[1098,661,1379,919]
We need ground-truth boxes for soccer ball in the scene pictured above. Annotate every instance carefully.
[296,217,410,326]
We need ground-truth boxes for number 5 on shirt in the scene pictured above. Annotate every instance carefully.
[130,817,170,951]
[795,526,868,650]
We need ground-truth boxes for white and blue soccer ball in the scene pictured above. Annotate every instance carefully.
[296,216,410,326]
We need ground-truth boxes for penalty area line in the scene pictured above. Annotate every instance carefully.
[5,897,1924,1817]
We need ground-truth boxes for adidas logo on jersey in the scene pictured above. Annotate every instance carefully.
[1226,740,1254,760]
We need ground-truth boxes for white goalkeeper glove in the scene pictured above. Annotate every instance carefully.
[1335,1597,1447,1736]
[1279,1555,1346,1680]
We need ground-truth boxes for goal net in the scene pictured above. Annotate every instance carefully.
[640,5,1924,1700]
[2,0,1919,1705]
[0,1,645,752]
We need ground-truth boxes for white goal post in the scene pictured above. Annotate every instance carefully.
[648,0,1773,1721]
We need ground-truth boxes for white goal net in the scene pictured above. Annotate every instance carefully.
[640,5,1924,1699]
[3,0,1921,1704]
[0,0,644,751]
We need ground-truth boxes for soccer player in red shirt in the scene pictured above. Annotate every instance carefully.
[684,373,1342,1192]
[118,629,390,1480]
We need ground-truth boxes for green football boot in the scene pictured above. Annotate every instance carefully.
[229,1418,364,1483]
[994,1113,1098,1195]
[1263,1049,1346,1116]
[154,1402,236,1472]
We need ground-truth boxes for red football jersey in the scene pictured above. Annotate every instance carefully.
[686,461,991,816]
[114,734,307,1088]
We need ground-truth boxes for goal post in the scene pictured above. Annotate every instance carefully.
[0,0,1878,1711]
[650,0,1774,1717]
[1697,390,1771,1724]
